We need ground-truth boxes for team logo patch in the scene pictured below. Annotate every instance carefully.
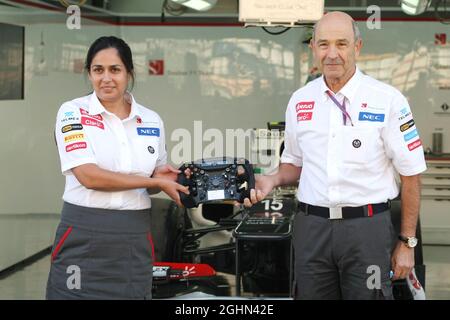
[81,117,104,130]
[60,116,80,123]
[64,133,85,144]
[61,123,83,133]
[65,142,87,152]
[148,146,155,154]
[296,101,315,112]
[137,127,160,136]
[398,112,412,121]
[358,112,385,122]
[352,139,361,148]
[408,139,422,151]
[400,119,415,132]
[404,129,419,142]
[400,107,410,115]
[297,112,313,122]
[80,108,103,121]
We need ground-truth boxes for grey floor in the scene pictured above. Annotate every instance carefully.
[0,245,449,300]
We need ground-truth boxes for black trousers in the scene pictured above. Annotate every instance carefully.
[292,209,396,300]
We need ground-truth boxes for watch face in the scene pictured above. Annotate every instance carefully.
[408,237,418,248]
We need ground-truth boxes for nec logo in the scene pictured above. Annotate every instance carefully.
[358,112,385,122]
[296,101,315,112]
[137,127,160,136]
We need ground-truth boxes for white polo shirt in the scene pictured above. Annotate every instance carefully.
[55,92,167,210]
[281,68,427,207]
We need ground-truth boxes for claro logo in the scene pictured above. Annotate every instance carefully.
[81,117,104,130]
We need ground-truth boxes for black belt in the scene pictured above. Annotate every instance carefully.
[299,202,390,219]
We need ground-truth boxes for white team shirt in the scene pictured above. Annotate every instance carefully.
[280,68,427,207]
[55,91,167,210]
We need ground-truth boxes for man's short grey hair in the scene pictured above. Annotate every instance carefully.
[312,19,361,42]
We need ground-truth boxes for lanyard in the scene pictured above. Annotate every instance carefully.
[326,90,354,126]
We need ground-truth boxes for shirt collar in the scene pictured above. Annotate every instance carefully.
[320,67,362,104]
[88,91,143,120]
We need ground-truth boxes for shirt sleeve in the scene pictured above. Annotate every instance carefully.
[382,93,427,176]
[280,95,303,167]
[155,116,167,168]
[55,102,97,175]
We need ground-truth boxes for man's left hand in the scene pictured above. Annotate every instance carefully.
[391,241,415,280]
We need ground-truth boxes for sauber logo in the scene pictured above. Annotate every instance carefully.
[149,60,164,75]
[408,139,422,151]
[297,112,313,122]
[80,108,103,121]
[66,142,87,152]
[296,101,315,112]
[81,117,104,130]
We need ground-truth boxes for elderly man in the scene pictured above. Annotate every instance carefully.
[245,11,426,299]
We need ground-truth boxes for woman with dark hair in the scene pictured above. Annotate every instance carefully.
[46,36,188,299]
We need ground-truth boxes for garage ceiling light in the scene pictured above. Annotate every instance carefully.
[170,0,217,12]
[401,0,431,15]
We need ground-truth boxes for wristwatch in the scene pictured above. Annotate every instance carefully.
[398,235,418,248]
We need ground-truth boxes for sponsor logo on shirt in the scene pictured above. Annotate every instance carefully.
[400,107,410,115]
[81,116,104,130]
[148,146,155,154]
[61,116,80,123]
[297,112,313,122]
[136,117,142,124]
[61,123,83,133]
[64,111,74,117]
[400,119,415,132]
[408,139,422,151]
[398,107,412,120]
[361,103,384,111]
[398,112,412,121]
[296,101,315,112]
[65,142,87,152]
[352,139,361,148]
[64,133,85,144]
[137,127,160,136]
[358,112,385,122]
[404,129,419,142]
[80,108,103,121]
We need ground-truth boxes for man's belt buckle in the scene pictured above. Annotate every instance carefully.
[329,207,343,219]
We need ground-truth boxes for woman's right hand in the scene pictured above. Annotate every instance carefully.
[156,178,190,207]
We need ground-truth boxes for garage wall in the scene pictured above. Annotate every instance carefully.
[0,8,449,222]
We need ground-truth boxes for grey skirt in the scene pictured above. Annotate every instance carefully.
[46,202,154,300]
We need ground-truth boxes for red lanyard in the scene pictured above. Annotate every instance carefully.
[326,90,354,126]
